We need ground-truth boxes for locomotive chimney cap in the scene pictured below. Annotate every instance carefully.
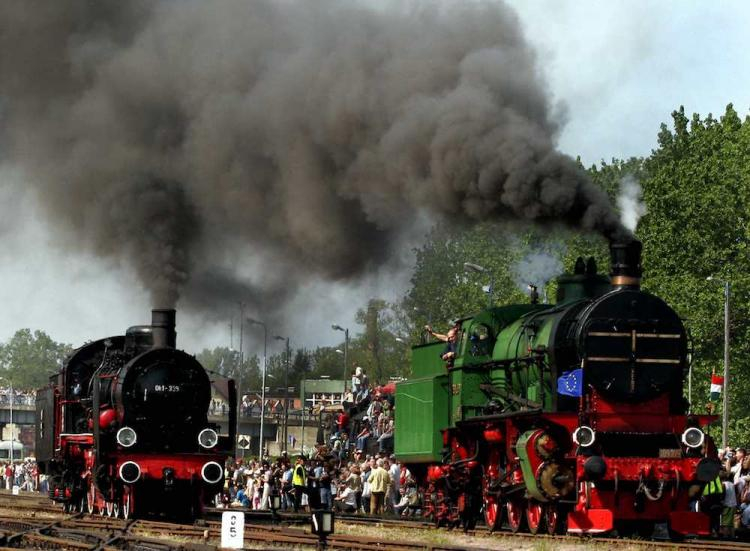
[609,238,642,288]
[151,308,177,348]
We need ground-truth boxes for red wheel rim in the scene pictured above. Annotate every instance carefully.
[482,477,500,530]
[484,499,499,529]
[506,500,523,532]
[545,504,558,535]
[526,501,543,534]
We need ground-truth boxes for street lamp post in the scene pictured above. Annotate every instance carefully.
[707,276,731,449]
[274,335,291,454]
[0,378,13,463]
[464,262,494,308]
[331,325,349,391]
[237,303,245,457]
[0,377,16,465]
[248,318,268,460]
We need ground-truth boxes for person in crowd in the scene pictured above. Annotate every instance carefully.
[356,419,372,454]
[334,480,358,513]
[260,462,272,510]
[720,469,737,538]
[319,463,333,510]
[377,419,394,454]
[292,456,307,512]
[361,461,372,514]
[358,369,370,402]
[352,368,363,400]
[336,410,350,437]
[234,486,251,508]
[347,465,362,514]
[306,459,320,510]
[732,448,748,483]
[343,389,354,409]
[701,472,725,536]
[280,462,293,510]
[339,433,351,463]
[388,457,401,512]
[368,458,391,515]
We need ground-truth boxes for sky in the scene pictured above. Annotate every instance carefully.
[0,0,749,356]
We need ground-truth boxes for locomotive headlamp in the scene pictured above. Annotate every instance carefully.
[572,425,596,447]
[201,461,224,484]
[116,426,137,448]
[198,428,219,449]
[681,427,705,449]
[119,461,141,484]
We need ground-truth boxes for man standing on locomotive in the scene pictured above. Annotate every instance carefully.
[425,322,461,365]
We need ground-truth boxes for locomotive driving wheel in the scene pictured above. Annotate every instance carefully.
[87,483,96,514]
[122,488,132,519]
[506,498,526,533]
[482,477,502,531]
[544,503,565,535]
[526,500,545,535]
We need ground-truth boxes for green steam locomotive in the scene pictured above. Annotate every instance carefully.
[395,240,719,537]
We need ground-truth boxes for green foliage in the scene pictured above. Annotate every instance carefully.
[349,299,410,384]
[0,329,72,389]
[195,346,262,395]
[639,104,750,434]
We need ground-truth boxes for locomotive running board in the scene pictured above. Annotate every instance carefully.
[567,509,614,534]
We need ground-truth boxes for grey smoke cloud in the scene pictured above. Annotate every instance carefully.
[0,0,628,316]
[512,251,564,301]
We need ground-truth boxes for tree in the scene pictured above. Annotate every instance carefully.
[348,299,411,384]
[637,104,750,445]
[195,346,262,396]
[0,329,72,389]
[404,222,584,342]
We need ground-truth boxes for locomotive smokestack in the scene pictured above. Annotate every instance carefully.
[609,240,642,289]
[151,309,177,349]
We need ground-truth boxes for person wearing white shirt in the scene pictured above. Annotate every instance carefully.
[334,484,358,513]
[388,458,400,512]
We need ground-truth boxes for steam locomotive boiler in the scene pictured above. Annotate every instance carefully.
[395,240,720,538]
[35,310,237,519]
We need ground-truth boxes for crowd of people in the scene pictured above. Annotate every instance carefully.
[1,459,38,492]
[220,452,419,517]
[707,447,750,537]
[219,366,416,516]
[0,387,36,407]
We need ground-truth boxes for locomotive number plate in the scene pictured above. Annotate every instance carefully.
[154,385,181,392]
[658,448,682,459]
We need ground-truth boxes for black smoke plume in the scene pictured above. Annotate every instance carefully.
[0,1,628,313]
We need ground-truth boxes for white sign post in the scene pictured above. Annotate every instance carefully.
[221,511,244,549]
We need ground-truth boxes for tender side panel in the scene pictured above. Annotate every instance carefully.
[35,385,56,470]
[395,375,449,463]
[410,343,447,378]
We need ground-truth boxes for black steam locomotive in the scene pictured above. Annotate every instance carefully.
[35,309,236,518]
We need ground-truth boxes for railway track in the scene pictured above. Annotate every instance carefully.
[0,492,748,549]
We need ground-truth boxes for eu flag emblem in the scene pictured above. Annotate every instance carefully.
[557,368,583,397]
